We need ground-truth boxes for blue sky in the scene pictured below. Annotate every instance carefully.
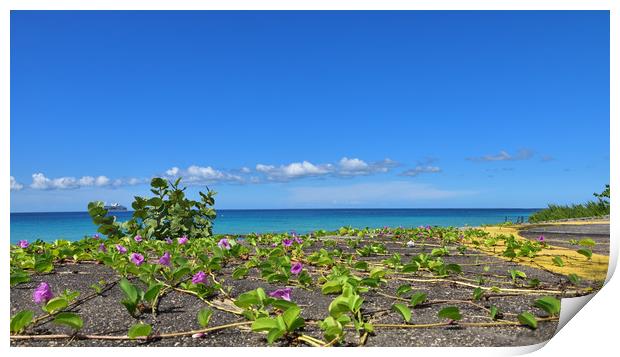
[10,11,609,212]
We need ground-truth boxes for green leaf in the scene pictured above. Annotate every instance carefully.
[489,305,499,320]
[172,266,191,281]
[517,311,538,329]
[353,261,369,271]
[235,290,261,308]
[438,306,462,321]
[43,297,68,314]
[34,258,54,273]
[568,274,581,285]
[321,279,344,295]
[128,323,152,339]
[282,306,305,331]
[119,278,139,304]
[10,271,31,287]
[410,292,427,308]
[267,326,286,344]
[392,303,412,323]
[10,310,34,334]
[552,256,564,267]
[143,283,163,304]
[252,317,279,332]
[232,267,249,280]
[150,177,168,188]
[197,308,213,328]
[401,263,419,273]
[472,287,484,301]
[533,296,561,316]
[578,238,596,247]
[396,284,412,297]
[577,248,592,260]
[53,312,83,330]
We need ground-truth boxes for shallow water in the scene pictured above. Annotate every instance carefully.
[10,208,538,243]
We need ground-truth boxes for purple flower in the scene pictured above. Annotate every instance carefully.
[271,242,278,248]
[294,236,303,244]
[158,251,171,266]
[93,234,100,240]
[538,235,545,242]
[290,262,303,275]
[116,244,127,254]
[425,225,432,230]
[130,252,145,266]
[17,240,29,249]
[165,237,173,244]
[282,239,293,248]
[192,271,207,284]
[178,236,189,245]
[33,282,53,304]
[134,235,143,243]
[98,243,107,252]
[268,288,292,301]
[218,238,231,250]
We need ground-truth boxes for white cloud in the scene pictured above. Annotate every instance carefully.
[240,167,251,173]
[255,157,398,181]
[10,176,24,191]
[166,167,180,176]
[78,176,95,186]
[467,149,534,162]
[289,181,476,205]
[400,165,442,177]
[95,176,111,186]
[337,157,397,176]
[165,165,244,184]
[256,161,333,181]
[29,173,117,190]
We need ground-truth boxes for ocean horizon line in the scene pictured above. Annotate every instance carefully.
[10,207,542,214]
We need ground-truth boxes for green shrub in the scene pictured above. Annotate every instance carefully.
[88,177,216,240]
[529,184,610,223]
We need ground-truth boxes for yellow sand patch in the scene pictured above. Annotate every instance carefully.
[470,225,608,282]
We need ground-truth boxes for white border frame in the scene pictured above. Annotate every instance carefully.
[2,2,616,357]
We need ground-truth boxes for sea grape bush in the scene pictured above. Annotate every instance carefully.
[88,177,216,241]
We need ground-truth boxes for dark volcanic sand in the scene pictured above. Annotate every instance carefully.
[11,223,608,347]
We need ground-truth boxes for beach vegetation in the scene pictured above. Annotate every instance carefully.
[88,177,216,241]
[528,184,610,222]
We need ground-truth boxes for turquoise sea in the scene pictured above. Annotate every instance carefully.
[9,209,538,244]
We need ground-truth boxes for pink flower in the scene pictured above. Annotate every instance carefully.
[165,237,173,245]
[290,262,303,275]
[538,235,545,242]
[192,271,207,284]
[33,282,53,304]
[116,244,127,254]
[268,288,292,301]
[98,243,107,252]
[178,236,189,245]
[134,235,143,243]
[282,239,293,248]
[218,238,231,250]
[17,240,29,249]
[158,252,171,266]
[294,236,303,245]
[130,252,145,266]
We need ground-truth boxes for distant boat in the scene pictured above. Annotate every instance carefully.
[103,203,127,212]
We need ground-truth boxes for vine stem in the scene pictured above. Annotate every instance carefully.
[393,276,571,294]
[297,335,325,347]
[11,321,253,341]
[373,316,558,329]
